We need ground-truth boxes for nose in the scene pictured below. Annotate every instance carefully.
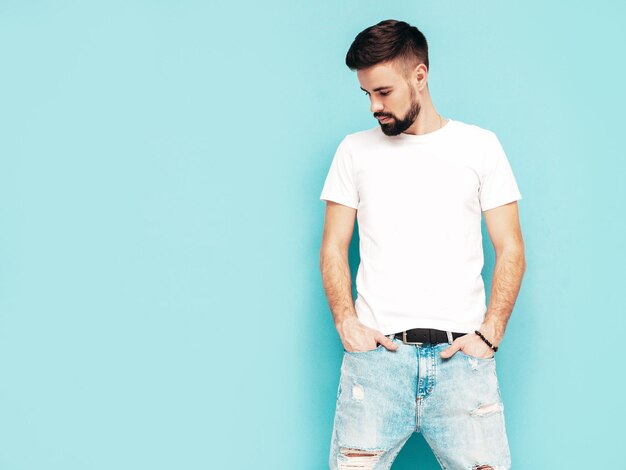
[370,99,384,114]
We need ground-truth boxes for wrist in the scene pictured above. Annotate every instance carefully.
[336,314,359,335]
[478,320,503,347]
[475,329,499,352]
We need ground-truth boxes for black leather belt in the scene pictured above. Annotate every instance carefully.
[393,327,468,345]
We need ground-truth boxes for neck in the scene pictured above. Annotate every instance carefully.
[403,99,446,136]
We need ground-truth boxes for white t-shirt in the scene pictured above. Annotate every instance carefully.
[319,118,522,335]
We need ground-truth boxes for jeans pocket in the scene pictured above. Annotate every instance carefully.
[457,349,495,361]
[344,343,386,354]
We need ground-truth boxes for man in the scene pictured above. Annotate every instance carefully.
[319,20,525,470]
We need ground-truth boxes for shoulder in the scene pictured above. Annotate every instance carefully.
[449,118,499,143]
[343,126,385,150]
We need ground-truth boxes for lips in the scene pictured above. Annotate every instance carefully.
[377,116,391,123]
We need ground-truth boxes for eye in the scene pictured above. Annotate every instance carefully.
[363,90,390,96]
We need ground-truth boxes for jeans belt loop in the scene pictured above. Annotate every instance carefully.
[446,330,453,344]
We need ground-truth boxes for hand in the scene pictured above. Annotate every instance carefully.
[337,317,399,353]
[439,332,494,359]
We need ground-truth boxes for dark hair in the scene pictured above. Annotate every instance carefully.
[345,19,429,79]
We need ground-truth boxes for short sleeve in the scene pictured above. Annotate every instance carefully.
[479,132,522,212]
[319,136,359,209]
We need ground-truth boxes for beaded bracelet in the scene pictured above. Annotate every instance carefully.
[474,330,498,352]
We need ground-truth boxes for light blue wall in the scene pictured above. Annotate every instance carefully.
[1,1,624,468]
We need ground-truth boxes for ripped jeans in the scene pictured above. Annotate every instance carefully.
[329,334,511,469]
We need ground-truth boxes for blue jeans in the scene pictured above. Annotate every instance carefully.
[329,334,511,469]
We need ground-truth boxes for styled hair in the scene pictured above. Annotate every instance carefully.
[345,19,429,79]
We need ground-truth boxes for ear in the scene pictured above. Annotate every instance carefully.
[416,64,429,91]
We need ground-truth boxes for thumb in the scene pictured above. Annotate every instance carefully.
[439,341,461,358]
[377,333,399,351]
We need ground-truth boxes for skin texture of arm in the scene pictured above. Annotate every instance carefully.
[319,201,398,352]
[440,200,526,359]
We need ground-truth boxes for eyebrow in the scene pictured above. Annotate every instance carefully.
[360,86,392,93]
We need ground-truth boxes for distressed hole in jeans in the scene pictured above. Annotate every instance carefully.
[470,402,503,417]
[338,448,384,469]
[352,384,364,400]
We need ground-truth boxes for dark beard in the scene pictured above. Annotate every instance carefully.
[377,92,421,136]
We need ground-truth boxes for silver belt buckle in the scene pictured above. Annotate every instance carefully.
[402,330,423,345]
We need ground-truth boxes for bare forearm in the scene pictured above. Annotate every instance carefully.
[480,247,526,346]
[320,249,358,329]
